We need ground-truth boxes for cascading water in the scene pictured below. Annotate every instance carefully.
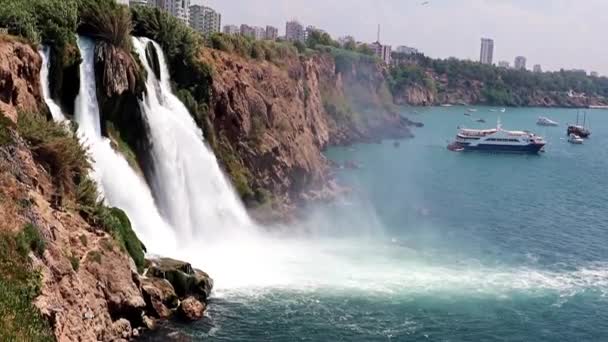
[72,36,177,255]
[132,37,254,241]
[39,46,65,122]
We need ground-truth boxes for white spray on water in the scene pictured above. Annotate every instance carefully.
[73,36,177,255]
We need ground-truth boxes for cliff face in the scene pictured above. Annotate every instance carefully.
[0,38,43,122]
[202,50,413,214]
[202,50,332,212]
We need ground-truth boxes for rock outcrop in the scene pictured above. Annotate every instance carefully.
[178,297,205,321]
[0,37,43,122]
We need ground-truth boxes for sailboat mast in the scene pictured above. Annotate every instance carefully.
[583,112,587,127]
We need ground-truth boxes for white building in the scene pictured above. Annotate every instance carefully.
[116,0,130,5]
[498,61,510,68]
[369,42,392,65]
[223,25,239,35]
[286,20,305,42]
[480,38,494,65]
[591,71,599,77]
[189,5,221,35]
[533,64,542,73]
[396,45,418,55]
[514,56,527,70]
[157,0,190,23]
[265,26,278,40]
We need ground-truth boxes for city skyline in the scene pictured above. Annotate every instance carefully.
[195,0,607,75]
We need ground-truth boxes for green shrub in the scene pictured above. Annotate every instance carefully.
[0,232,53,341]
[87,250,102,264]
[17,223,46,258]
[0,112,15,146]
[69,254,79,271]
[78,234,88,247]
[18,111,90,202]
[0,0,78,46]
[78,0,132,50]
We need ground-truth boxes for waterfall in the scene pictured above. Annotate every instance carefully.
[38,47,66,122]
[72,36,177,254]
[132,37,255,241]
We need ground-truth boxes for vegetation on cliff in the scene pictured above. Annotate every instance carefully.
[390,53,608,106]
[0,227,54,341]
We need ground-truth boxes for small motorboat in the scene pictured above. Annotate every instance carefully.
[467,108,478,112]
[464,113,472,116]
[441,104,453,107]
[476,118,486,123]
[537,116,559,126]
[500,108,506,113]
[568,133,584,144]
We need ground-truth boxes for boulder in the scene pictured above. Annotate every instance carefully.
[178,297,205,321]
[141,277,178,318]
[109,319,132,341]
[146,258,213,301]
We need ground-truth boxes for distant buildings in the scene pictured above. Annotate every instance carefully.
[480,38,494,65]
[253,26,266,40]
[396,45,419,55]
[223,25,239,35]
[514,56,527,70]
[533,64,542,73]
[285,20,305,42]
[591,71,599,77]
[157,0,191,23]
[498,61,510,68]
[369,42,392,65]
[240,24,255,39]
[265,26,278,40]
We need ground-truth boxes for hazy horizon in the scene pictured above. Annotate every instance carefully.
[196,0,607,75]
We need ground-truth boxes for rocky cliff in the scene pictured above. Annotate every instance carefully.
[200,49,413,217]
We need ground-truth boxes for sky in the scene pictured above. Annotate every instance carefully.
[193,0,608,75]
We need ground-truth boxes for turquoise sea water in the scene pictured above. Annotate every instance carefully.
[146,107,608,341]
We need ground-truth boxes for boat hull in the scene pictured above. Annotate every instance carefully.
[456,143,545,154]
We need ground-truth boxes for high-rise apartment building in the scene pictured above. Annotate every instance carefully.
[265,26,278,40]
[480,38,494,65]
[285,20,305,42]
[514,56,527,70]
[157,0,190,23]
[189,5,221,35]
